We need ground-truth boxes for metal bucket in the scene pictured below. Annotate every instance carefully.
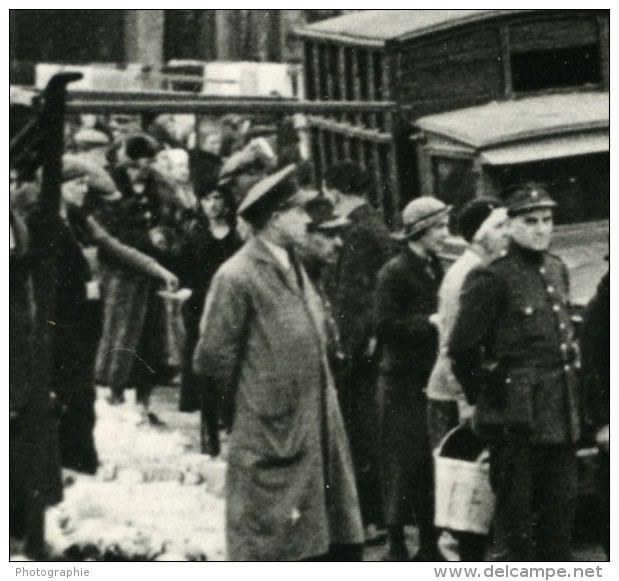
[433,425,495,534]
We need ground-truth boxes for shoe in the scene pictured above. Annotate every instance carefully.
[107,393,125,405]
[364,524,387,546]
[381,546,410,562]
[147,412,166,427]
[410,549,447,562]
[200,424,221,457]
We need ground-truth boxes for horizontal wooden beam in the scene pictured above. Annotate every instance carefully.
[66,99,398,116]
[68,89,286,102]
[307,115,392,143]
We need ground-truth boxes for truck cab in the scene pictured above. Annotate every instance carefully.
[415,92,609,306]
[297,8,609,305]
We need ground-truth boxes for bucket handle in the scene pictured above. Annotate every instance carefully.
[434,425,491,465]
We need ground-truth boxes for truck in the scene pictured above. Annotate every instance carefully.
[297,9,609,305]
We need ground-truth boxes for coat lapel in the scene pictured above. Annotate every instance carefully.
[247,237,303,296]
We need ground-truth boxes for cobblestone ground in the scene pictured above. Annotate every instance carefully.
[37,385,605,562]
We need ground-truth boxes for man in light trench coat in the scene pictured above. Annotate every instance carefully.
[193,165,364,561]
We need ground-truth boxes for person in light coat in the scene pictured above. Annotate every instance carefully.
[426,199,509,561]
[193,165,363,561]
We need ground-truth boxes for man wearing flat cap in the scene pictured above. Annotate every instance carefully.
[449,183,581,560]
[375,196,450,561]
[193,166,363,561]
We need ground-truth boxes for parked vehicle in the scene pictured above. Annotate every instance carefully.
[297,9,609,305]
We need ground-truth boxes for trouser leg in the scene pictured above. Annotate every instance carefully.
[533,446,577,561]
[488,434,535,561]
[458,532,487,562]
[596,451,610,559]
[328,543,364,561]
[201,385,221,457]
[339,362,383,527]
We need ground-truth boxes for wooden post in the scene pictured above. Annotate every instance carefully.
[198,10,217,61]
[382,52,400,222]
[215,10,236,60]
[338,46,350,158]
[312,43,323,101]
[598,15,610,91]
[22,72,81,559]
[367,50,384,213]
[123,10,164,68]
[351,48,362,123]
[329,45,337,99]
[500,26,514,98]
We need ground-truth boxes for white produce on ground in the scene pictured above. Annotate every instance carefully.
[46,388,227,561]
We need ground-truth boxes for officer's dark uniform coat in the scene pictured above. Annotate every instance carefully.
[449,241,581,561]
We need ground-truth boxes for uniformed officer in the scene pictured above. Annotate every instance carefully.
[449,183,581,561]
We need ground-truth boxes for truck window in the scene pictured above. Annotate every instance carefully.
[431,156,476,227]
[495,152,609,226]
[509,17,602,93]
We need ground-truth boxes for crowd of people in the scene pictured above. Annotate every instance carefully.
[9,110,609,562]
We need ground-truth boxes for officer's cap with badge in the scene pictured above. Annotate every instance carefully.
[506,182,557,217]
[237,164,299,225]
[304,196,349,233]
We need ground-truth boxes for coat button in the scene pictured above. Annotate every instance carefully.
[553,304,561,312]
[525,306,534,315]
[564,365,571,372]
[547,285,555,293]
[560,343,568,351]
[539,267,547,275]
[559,323,566,330]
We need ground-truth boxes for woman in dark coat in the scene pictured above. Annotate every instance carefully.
[374,197,450,561]
[10,203,63,556]
[51,163,100,474]
[96,136,181,410]
[178,185,242,455]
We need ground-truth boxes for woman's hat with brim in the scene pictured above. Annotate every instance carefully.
[391,196,451,241]
[62,155,92,183]
[74,127,110,149]
[237,164,298,222]
[62,154,122,201]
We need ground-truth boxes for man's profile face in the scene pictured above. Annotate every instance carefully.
[274,204,311,248]
[509,208,553,252]
[303,229,343,266]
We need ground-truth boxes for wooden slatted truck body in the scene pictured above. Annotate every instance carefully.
[297,8,609,305]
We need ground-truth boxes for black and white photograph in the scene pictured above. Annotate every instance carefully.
[8,6,611,569]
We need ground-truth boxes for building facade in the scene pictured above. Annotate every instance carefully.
[9,10,356,84]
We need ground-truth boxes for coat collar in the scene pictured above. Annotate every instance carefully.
[402,245,443,282]
[246,236,286,266]
[246,236,304,296]
[508,241,545,266]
